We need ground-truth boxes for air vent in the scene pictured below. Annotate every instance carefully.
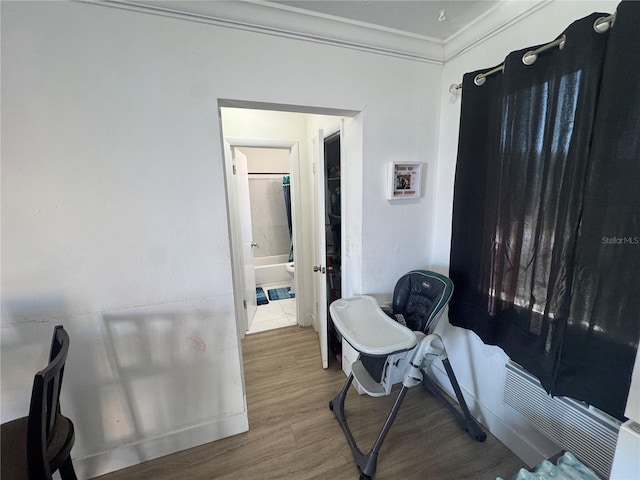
[504,361,621,478]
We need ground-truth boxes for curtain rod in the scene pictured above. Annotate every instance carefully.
[449,12,616,94]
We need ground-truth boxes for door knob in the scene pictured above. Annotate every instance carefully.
[251,242,258,247]
[313,265,326,274]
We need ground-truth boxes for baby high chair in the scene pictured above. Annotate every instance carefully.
[328,270,486,480]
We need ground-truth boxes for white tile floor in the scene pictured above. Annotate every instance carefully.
[248,283,297,334]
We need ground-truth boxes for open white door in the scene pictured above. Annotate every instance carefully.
[314,129,329,368]
[233,148,258,331]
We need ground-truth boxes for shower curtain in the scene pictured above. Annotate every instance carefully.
[449,1,640,420]
[283,176,293,261]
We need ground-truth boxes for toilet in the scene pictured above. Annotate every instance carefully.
[285,262,295,294]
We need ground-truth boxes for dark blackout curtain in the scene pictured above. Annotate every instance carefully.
[449,2,640,420]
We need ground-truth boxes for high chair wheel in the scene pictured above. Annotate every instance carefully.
[359,474,371,480]
[473,431,487,442]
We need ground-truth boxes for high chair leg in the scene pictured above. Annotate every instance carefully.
[421,359,487,442]
[330,373,410,479]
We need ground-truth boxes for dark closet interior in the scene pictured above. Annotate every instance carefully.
[325,133,342,363]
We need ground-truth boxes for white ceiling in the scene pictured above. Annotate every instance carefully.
[269,1,502,42]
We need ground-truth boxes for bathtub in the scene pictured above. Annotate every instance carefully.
[254,254,291,287]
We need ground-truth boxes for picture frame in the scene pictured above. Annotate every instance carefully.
[387,162,422,200]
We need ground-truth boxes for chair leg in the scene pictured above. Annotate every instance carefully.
[330,373,410,479]
[59,456,78,480]
[441,358,486,442]
[421,359,486,442]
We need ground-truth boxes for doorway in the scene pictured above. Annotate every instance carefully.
[222,136,301,339]
[237,146,298,335]
[220,103,362,372]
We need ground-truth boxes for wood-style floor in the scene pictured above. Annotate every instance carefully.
[93,326,524,479]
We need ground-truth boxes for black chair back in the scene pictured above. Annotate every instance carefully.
[27,325,74,478]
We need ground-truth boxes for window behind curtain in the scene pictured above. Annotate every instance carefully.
[449,5,640,420]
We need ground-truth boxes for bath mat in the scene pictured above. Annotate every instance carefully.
[267,287,295,301]
[256,287,269,305]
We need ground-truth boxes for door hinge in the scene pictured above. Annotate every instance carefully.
[233,164,237,174]
[243,299,247,309]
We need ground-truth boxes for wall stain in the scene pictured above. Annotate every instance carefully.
[187,334,206,353]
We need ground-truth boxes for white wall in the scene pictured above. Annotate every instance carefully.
[1,2,441,477]
[241,147,290,174]
[361,68,442,294]
[431,0,622,467]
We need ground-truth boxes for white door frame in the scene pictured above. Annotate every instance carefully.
[339,115,363,299]
[223,137,301,340]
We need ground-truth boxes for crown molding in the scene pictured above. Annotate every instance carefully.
[82,0,445,64]
[443,0,550,63]
[80,0,551,65]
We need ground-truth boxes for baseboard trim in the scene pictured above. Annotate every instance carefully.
[74,411,249,478]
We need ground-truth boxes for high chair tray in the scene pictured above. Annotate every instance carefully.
[329,295,417,356]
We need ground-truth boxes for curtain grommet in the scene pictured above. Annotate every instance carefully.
[522,34,566,66]
[522,51,537,66]
[594,14,616,33]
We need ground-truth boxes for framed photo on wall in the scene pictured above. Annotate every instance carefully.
[387,162,423,200]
